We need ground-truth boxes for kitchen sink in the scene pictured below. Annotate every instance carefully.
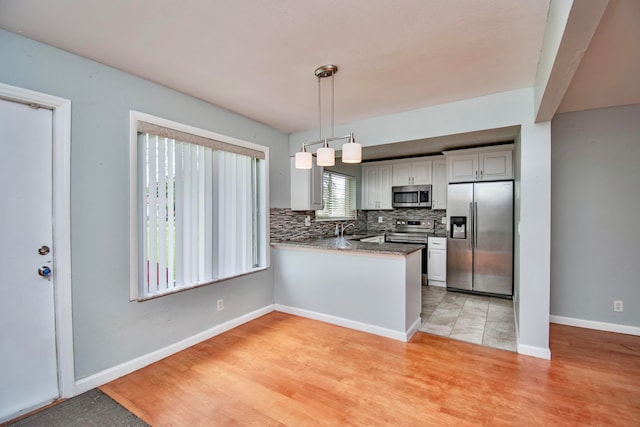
[359,235,385,243]
[344,234,376,241]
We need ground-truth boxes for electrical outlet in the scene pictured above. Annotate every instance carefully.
[217,299,224,312]
[441,217,446,224]
[304,215,311,226]
[378,216,384,223]
[614,300,623,312]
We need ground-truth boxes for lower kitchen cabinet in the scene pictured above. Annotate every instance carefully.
[427,237,446,286]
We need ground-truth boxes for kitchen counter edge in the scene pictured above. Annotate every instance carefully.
[270,238,425,256]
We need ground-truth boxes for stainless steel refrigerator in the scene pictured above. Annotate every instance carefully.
[446,181,513,296]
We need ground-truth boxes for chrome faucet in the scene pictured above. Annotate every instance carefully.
[340,222,355,236]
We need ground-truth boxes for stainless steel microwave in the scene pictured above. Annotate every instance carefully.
[392,185,432,208]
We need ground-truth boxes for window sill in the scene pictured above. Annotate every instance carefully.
[315,217,356,222]
[132,266,270,302]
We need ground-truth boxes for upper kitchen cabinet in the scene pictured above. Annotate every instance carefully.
[290,156,324,211]
[392,158,432,186]
[361,162,393,210]
[431,158,447,210]
[444,144,513,183]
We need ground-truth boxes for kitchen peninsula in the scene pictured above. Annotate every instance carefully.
[272,237,424,341]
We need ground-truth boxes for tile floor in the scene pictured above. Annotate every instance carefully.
[419,286,517,352]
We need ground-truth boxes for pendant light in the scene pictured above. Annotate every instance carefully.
[342,133,362,163]
[294,145,312,169]
[316,139,334,167]
[294,64,361,169]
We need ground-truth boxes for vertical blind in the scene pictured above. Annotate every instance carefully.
[316,170,356,220]
[139,132,259,298]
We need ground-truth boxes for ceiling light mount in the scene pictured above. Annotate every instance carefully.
[295,64,361,169]
[314,64,338,78]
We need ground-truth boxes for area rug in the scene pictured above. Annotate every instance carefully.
[8,389,149,427]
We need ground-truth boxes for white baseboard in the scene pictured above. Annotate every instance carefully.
[275,304,416,342]
[512,301,551,360]
[406,317,422,341]
[550,315,640,336]
[74,305,275,395]
[517,343,551,360]
[427,280,446,288]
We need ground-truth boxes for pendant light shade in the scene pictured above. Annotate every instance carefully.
[295,147,312,169]
[316,140,335,166]
[341,134,362,164]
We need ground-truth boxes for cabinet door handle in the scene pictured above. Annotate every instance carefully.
[475,170,478,180]
[480,170,483,179]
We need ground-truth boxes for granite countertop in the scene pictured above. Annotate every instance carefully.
[270,237,425,256]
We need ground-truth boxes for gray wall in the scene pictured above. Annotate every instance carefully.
[0,29,290,379]
[551,104,640,327]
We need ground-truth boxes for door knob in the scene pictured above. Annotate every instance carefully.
[38,266,52,278]
[38,245,50,255]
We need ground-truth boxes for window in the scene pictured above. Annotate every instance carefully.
[316,170,356,221]
[130,111,269,300]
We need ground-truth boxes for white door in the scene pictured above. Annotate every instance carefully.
[0,98,59,420]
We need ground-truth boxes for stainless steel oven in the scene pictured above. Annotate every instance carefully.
[386,219,434,284]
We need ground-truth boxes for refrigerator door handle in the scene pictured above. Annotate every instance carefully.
[474,201,478,248]
[469,202,473,248]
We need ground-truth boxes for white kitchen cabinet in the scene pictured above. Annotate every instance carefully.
[447,153,479,183]
[392,159,432,186]
[445,145,513,183]
[431,159,447,210]
[427,237,446,286]
[479,150,513,181]
[290,156,324,211]
[361,163,393,210]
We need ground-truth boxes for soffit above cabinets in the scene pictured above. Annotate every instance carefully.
[360,126,519,162]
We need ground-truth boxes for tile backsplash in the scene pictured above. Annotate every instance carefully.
[270,208,446,241]
[364,208,447,235]
[270,208,367,241]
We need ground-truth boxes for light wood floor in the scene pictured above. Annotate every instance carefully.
[101,312,640,426]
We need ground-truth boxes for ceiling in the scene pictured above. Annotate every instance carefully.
[0,0,638,139]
